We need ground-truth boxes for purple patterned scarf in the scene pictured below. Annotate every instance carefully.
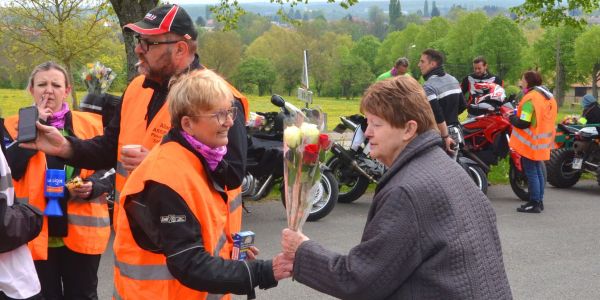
[180,130,227,171]
[47,102,70,129]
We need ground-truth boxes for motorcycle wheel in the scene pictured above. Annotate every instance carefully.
[546,148,582,188]
[326,157,370,203]
[465,164,488,194]
[509,159,547,201]
[280,170,339,222]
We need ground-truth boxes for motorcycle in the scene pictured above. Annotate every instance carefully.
[546,124,600,187]
[448,125,489,194]
[241,95,338,221]
[461,98,544,201]
[326,114,386,203]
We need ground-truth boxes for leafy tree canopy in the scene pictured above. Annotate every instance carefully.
[511,0,600,28]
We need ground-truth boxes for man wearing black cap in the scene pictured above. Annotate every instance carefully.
[22,4,289,299]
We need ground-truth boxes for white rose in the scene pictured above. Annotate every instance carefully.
[284,125,302,148]
[300,122,319,144]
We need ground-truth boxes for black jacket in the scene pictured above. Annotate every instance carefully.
[124,129,276,298]
[583,102,600,124]
[0,118,43,253]
[423,66,466,126]
[65,55,247,190]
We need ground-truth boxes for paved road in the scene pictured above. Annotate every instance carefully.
[99,181,600,299]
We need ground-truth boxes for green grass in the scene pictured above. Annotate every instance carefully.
[0,89,33,117]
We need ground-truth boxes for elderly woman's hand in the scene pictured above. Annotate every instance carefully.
[272,252,294,281]
[281,228,309,256]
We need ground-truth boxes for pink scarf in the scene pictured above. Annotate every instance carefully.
[180,130,227,171]
[47,102,70,129]
[390,67,398,76]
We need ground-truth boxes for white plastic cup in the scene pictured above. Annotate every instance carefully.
[122,144,142,153]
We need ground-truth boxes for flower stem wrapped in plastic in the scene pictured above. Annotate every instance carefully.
[283,107,331,231]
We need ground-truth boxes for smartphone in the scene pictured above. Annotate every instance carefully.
[17,106,38,143]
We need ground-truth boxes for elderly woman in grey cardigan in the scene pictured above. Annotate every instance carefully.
[281,76,512,300]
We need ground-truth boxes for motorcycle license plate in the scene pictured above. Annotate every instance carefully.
[572,158,583,170]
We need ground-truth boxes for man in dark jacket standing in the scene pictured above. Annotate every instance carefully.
[418,49,466,153]
[461,56,504,105]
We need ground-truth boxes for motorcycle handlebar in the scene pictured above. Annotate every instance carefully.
[270,94,307,119]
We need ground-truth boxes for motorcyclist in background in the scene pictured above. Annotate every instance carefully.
[461,56,504,106]
[579,94,600,125]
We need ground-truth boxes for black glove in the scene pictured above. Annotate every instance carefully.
[0,195,43,253]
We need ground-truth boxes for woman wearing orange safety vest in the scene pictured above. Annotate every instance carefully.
[3,62,113,299]
[509,71,558,213]
[113,70,291,299]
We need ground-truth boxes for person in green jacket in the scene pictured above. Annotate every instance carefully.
[377,57,409,81]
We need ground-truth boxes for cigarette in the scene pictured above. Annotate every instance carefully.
[135,61,142,67]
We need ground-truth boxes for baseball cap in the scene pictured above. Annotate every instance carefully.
[124,4,197,40]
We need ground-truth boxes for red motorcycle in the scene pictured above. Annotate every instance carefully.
[460,98,544,201]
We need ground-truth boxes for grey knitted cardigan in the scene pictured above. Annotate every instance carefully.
[293,130,512,300]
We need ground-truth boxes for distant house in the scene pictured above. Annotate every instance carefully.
[566,79,600,106]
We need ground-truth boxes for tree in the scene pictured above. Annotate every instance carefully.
[199,31,243,79]
[375,23,420,75]
[110,0,158,82]
[430,1,440,17]
[210,0,358,30]
[245,26,304,95]
[473,16,527,82]
[308,32,352,96]
[511,0,600,28]
[424,0,429,17]
[368,6,387,40]
[442,12,489,80]
[234,13,272,45]
[530,25,584,106]
[335,52,374,99]
[574,26,600,99]
[196,16,206,27]
[351,35,381,75]
[388,0,402,31]
[0,0,117,108]
[234,57,276,95]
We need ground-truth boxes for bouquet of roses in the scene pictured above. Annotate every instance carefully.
[81,62,116,95]
[283,110,331,231]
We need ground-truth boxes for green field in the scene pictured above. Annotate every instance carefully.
[0,89,587,185]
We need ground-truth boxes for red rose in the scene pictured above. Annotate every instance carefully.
[318,134,331,150]
[303,144,319,165]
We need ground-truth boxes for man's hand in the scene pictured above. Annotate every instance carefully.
[121,146,149,173]
[272,253,293,281]
[443,136,456,154]
[281,228,309,256]
[246,246,260,260]
[68,181,93,200]
[19,122,73,158]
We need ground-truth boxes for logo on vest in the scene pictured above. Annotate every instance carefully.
[160,214,186,224]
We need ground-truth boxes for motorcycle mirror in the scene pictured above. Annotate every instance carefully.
[271,94,286,108]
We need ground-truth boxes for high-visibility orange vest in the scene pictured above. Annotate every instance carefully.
[509,89,558,161]
[4,112,110,260]
[113,140,242,300]
[114,73,247,231]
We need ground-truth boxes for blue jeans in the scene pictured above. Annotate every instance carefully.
[522,157,545,202]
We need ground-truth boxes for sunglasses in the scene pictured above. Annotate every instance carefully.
[134,35,183,52]
[190,107,238,126]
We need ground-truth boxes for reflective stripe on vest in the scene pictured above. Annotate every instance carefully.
[16,197,28,204]
[115,259,174,281]
[68,215,111,228]
[510,130,555,150]
[229,194,242,213]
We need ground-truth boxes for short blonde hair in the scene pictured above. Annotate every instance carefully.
[360,76,437,134]
[168,69,233,128]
